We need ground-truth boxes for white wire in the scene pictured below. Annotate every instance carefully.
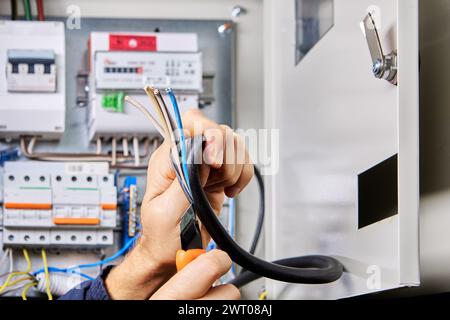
[152,138,159,152]
[0,278,34,297]
[27,137,36,154]
[128,90,190,193]
[111,138,117,166]
[124,96,165,137]
[122,138,129,157]
[20,137,128,162]
[0,249,10,273]
[133,137,140,166]
[0,249,7,266]
[9,248,13,273]
[96,138,102,154]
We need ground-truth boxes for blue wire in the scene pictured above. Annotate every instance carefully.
[32,236,138,277]
[206,241,217,251]
[67,235,138,271]
[49,268,94,280]
[166,88,190,191]
[32,267,94,280]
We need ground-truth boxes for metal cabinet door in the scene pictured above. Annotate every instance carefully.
[263,0,419,299]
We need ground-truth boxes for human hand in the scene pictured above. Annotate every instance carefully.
[105,110,253,299]
[138,109,254,270]
[150,250,240,300]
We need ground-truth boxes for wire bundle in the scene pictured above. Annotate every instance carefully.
[10,1,44,21]
[0,249,32,292]
[0,248,44,299]
[125,86,192,197]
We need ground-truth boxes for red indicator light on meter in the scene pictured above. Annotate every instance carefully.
[109,34,157,51]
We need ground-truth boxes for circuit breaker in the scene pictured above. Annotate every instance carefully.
[0,21,66,140]
[2,162,116,248]
[6,49,57,92]
[88,32,202,140]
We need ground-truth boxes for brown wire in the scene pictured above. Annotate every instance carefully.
[20,136,154,162]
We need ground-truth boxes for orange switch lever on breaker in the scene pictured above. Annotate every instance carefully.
[176,249,206,271]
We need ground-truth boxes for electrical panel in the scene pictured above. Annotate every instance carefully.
[2,162,116,248]
[88,32,202,140]
[0,14,234,299]
[0,21,66,140]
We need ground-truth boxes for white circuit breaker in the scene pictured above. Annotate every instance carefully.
[6,49,57,92]
[88,32,202,140]
[0,21,66,140]
[2,162,116,248]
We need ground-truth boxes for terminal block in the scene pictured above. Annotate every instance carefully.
[119,176,139,246]
[2,162,116,248]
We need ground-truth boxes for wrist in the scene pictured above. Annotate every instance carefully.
[105,237,175,300]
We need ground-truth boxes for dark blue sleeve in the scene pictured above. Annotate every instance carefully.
[58,266,114,300]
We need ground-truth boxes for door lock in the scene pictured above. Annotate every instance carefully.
[362,12,397,85]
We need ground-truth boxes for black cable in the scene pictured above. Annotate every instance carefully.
[187,136,344,286]
[238,165,264,275]
[248,165,264,255]
[230,257,342,288]
[10,0,18,20]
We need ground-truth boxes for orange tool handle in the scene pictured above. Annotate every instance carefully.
[176,249,206,271]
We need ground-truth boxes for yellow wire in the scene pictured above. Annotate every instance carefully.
[21,281,38,300]
[144,85,169,136]
[0,248,31,294]
[7,276,33,287]
[41,249,53,300]
[258,291,268,300]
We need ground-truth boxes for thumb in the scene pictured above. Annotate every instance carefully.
[143,140,177,202]
[150,250,232,300]
[149,158,211,224]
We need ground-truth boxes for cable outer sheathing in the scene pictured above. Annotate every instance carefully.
[187,136,344,285]
[36,273,84,297]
